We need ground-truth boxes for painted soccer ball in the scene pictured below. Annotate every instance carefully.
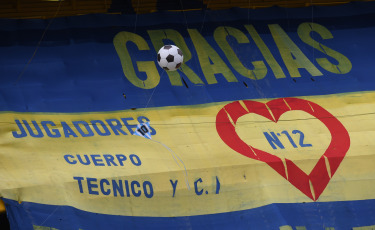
[157,45,183,71]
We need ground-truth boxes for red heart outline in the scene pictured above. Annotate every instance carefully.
[216,98,350,201]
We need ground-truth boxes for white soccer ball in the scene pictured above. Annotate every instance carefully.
[157,45,183,71]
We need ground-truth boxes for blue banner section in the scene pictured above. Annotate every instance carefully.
[4,198,375,230]
[0,2,374,113]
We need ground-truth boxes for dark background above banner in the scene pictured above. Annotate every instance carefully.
[1,0,373,19]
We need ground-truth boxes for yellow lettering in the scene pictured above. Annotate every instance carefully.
[113,31,160,89]
[245,24,286,79]
[214,26,266,80]
[352,225,375,230]
[269,24,323,78]
[298,22,352,74]
[188,29,238,84]
[296,227,307,230]
[33,225,59,230]
[279,226,294,230]
[147,29,204,86]
[279,226,307,230]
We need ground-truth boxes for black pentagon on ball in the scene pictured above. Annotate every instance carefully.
[176,63,181,69]
[163,67,169,71]
[157,53,161,62]
[163,45,172,50]
[177,49,183,56]
[166,54,174,62]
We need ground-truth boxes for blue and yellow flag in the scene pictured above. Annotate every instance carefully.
[1,2,375,229]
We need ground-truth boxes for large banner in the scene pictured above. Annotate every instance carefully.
[1,2,375,229]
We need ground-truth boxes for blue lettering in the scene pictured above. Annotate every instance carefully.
[281,130,298,148]
[106,119,128,135]
[194,178,203,195]
[264,131,285,149]
[292,130,312,147]
[87,177,99,195]
[112,180,124,197]
[116,154,127,166]
[11,118,155,139]
[92,120,111,136]
[103,154,117,166]
[170,180,178,197]
[91,154,105,166]
[23,120,44,138]
[73,177,84,193]
[61,122,78,138]
[12,118,155,139]
[73,121,94,137]
[121,117,137,134]
[131,181,141,197]
[100,179,111,195]
[216,176,220,194]
[129,154,141,166]
[41,121,61,138]
[125,180,130,197]
[143,181,154,198]
[64,155,77,164]
[77,154,90,165]
[12,120,27,138]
